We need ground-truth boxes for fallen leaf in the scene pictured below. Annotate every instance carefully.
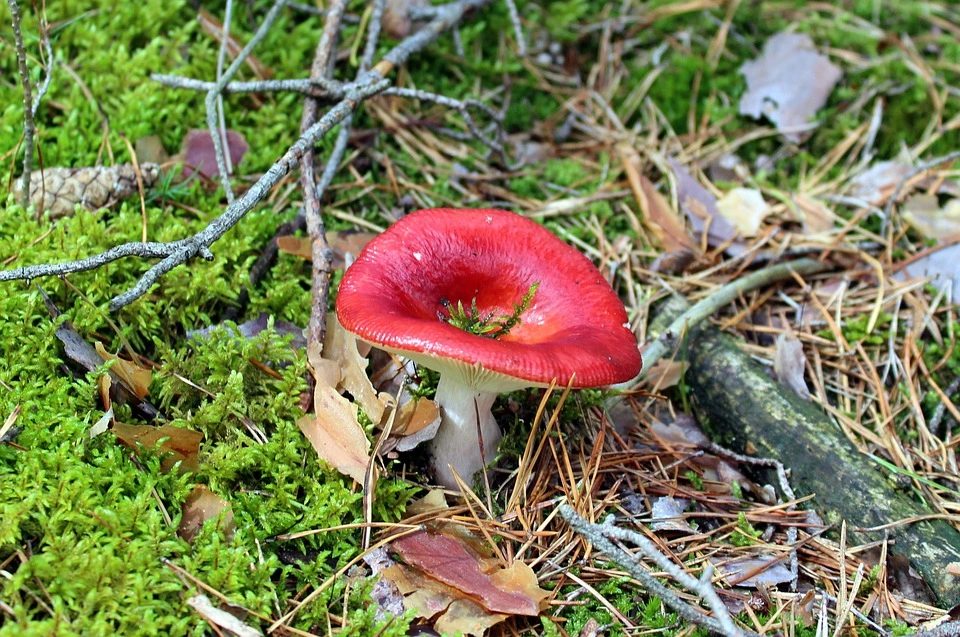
[793,195,838,235]
[712,555,794,588]
[391,398,442,452]
[405,489,449,518]
[435,599,506,637]
[579,618,604,637]
[111,423,203,474]
[618,145,693,252]
[135,135,169,165]
[902,195,960,242]
[716,188,770,237]
[298,367,371,484]
[94,343,152,400]
[179,485,236,543]
[669,159,740,248]
[325,314,388,425]
[901,243,960,300]
[382,0,429,39]
[773,333,810,400]
[181,129,249,180]
[848,161,912,206]
[365,548,404,622]
[739,32,843,141]
[278,231,378,269]
[88,408,113,439]
[392,531,542,615]
[650,496,696,533]
[187,594,260,637]
[642,359,688,390]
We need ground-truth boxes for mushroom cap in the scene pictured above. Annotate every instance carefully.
[336,208,642,392]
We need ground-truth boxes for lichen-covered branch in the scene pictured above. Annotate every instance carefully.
[559,504,756,637]
[8,0,35,209]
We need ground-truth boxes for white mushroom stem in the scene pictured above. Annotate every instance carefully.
[429,375,501,490]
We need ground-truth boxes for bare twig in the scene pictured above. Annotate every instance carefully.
[299,0,350,349]
[204,0,289,203]
[503,0,526,55]
[559,504,756,637]
[8,0,35,209]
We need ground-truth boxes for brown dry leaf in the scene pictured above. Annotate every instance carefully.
[391,398,442,452]
[276,235,312,261]
[405,489,449,518]
[197,8,272,80]
[135,135,169,165]
[716,187,770,237]
[325,314,388,425]
[643,359,688,390]
[902,195,960,242]
[794,195,838,235]
[112,423,203,474]
[278,231,377,269]
[739,32,843,141]
[13,164,160,219]
[669,159,740,247]
[435,599,507,637]
[382,0,429,39]
[178,485,236,543]
[392,530,543,615]
[94,343,152,400]
[618,145,693,252]
[299,351,371,483]
[181,129,249,180]
[773,333,810,400]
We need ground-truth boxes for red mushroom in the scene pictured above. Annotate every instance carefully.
[336,208,641,488]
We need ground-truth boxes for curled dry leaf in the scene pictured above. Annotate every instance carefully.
[178,485,236,544]
[902,195,960,242]
[739,32,842,142]
[391,397,442,452]
[773,333,810,400]
[716,187,770,237]
[111,423,203,474]
[325,314,389,425]
[299,343,371,484]
[642,359,688,391]
[669,159,741,248]
[618,145,693,252]
[94,343,152,400]
[13,164,160,219]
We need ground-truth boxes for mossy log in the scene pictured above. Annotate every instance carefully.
[654,300,960,606]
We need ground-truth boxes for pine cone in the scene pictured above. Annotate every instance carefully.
[13,163,160,219]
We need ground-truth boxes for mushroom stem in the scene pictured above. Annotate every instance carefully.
[429,375,501,489]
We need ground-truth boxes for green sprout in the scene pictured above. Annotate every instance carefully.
[442,282,539,339]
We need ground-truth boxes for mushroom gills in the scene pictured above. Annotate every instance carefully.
[429,374,501,489]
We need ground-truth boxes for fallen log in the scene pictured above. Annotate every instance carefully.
[653,297,960,607]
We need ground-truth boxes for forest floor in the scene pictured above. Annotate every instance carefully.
[1,0,959,635]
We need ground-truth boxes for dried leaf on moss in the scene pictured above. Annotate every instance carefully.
[94,343,153,400]
[179,485,236,543]
[111,423,202,474]
[739,32,842,141]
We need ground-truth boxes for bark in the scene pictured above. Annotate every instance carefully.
[653,298,960,606]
